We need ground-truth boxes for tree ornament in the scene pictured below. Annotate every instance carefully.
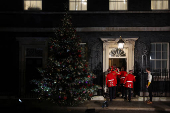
[89,93,93,97]
[63,96,67,100]
[78,54,81,57]
[57,69,60,72]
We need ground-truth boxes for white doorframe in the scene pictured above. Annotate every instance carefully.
[101,37,138,93]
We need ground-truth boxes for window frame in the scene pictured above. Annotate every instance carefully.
[24,0,42,11]
[151,0,169,10]
[69,0,87,11]
[150,42,169,78]
[109,0,128,11]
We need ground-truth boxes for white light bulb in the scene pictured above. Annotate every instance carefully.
[19,99,22,103]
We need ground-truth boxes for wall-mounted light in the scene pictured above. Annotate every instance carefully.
[117,36,125,49]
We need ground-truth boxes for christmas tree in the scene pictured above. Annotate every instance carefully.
[31,11,99,106]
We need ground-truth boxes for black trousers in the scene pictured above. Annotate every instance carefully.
[125,87,132,101]
[148,85,152,102]
[147,80,152,102]
[109,86,116,101]
[120,84,125,97]
[117,79,120,92]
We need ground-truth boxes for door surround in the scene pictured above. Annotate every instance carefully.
[16,37,48,96]
[101,37,138,92]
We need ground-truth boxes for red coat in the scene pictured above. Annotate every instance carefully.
[106,73,117,87]
[111,70,121,78]
[120,71,127,84]
[124,74,136,88]
[111,66,118,72]
[111,70,117,77]
[117,71,121,79]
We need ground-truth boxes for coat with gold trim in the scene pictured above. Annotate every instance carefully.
[106,73,117,87]
[111,70,121,78]
[117,70,121,79]
[124,74,136,88]
[120,71,127,84]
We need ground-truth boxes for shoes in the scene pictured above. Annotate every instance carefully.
[147,101,152,104]
[128,100,131,102]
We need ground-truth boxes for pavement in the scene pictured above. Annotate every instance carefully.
[0,97,170,113]
[72,100,170,111]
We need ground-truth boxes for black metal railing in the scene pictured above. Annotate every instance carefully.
[140,69,170,97]
[151,69,170,97]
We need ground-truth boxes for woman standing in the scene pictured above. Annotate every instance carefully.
[146,67,153,104]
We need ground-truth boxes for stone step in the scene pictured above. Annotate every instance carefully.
[91,96,170,101]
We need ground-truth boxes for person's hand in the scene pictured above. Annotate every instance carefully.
[146,85,148,88]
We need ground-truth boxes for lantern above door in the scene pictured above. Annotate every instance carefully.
[117,36,125,49]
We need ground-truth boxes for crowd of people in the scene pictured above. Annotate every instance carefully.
[106,65,152,104]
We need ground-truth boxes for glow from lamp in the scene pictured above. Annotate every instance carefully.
[117,36,125,49]
[118,43,124,49]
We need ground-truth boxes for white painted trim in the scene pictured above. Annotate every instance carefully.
[102,37,138,93]
[150,42,169,78]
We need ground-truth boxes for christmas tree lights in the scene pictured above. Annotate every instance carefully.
[31,11,99,106]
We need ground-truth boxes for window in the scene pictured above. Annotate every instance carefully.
[24,0,42,10]
[150,43,169,76]
[109,0,127,10]
[69,0,87,11]
[151,0,169,10]
[26,48,43,58]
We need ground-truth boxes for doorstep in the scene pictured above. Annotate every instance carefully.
[91,96,170,101]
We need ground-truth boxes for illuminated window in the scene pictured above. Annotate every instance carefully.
[24,0,42,10]
[109,0,127,10]
[69,0,87,11]
[151,0,169,10]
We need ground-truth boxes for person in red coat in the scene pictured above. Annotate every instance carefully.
[111,67,121,99]
[123,70,136,102]
[120,67,127,98]
[111,64,119,73]
[106,70,117,101]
